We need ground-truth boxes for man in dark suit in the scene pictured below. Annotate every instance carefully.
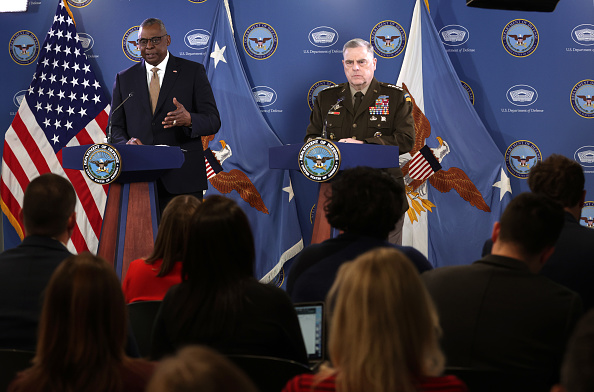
[0,173,75,350]
[109,18,220,211]
[482,154,594,311]
[423,193,582,388]
[305,38,414,244]
[529,154,594,311]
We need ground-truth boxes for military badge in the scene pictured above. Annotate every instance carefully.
[298,139,341,182]
[83,143,122,184]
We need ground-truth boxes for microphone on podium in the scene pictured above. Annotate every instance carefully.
[105,92,134,144]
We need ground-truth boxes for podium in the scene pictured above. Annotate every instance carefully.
[269,142,399,244]
[62,144,184,279]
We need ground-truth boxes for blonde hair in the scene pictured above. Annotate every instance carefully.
[146,346,257,392]
[325,247,444,392]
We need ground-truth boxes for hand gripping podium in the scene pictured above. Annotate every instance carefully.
[62,144,184,279]
[269,142,399,244]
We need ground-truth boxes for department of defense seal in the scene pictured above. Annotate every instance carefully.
[67,0,93,7]
[9,30,39,66]
[122,26,141,62]
[461,81,474,105]
[571,80,594,119]
[505,140,542,179]
[370,20,406,58]
[83,144,122,185]
[299,139,341,182]
[307,80,336,111]
[502,19,539,57]
[580,201,594,228]
[243,23,278,60]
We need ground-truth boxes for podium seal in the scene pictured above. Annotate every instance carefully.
[298,139,341,182]
[82,144,122,184]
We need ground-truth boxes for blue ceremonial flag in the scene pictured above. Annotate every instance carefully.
[202,0,303,282]
[396,0,512,267]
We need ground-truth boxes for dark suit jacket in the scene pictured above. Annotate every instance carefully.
[422,255,582,383]
[0,235,72,351]
[483,212,594,311]
[287,233,433,303]
[109,54,220,193]
[540,212,594,310]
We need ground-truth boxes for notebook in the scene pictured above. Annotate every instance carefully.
[294,302,325,369]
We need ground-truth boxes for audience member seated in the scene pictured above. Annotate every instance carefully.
[8,253,155,392]
[0,173,75,351]
[530,154,594,311]
[287,166,432,303]
[423,193,583,388]
[284,248,467,392]
[122,195,201,303]
[150,195,308,364]
[551,309,594,392]
[482,155,594,310]
[146,345,257,392]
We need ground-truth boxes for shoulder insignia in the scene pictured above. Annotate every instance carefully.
[382,83,403,90]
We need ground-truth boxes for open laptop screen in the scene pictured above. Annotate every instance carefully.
[294,302,324,361]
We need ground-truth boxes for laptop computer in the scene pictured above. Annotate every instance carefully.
[294,301,325,370]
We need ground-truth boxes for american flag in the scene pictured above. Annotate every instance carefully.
[0,0,109,253]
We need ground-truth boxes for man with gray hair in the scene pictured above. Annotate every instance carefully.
[305,38,415,244]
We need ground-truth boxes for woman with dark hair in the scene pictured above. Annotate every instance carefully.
[284,248,467,392]
[122,195,201,303]
[8,253,155,392]
[150,195,308,364]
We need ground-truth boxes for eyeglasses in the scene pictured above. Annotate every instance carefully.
[137,35,168,47]
[344,59,371,68]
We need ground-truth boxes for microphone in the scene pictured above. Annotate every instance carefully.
[322,97,344,140]
[105,92,134,144]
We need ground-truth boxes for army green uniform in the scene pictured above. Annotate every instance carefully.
[305,77,415,180]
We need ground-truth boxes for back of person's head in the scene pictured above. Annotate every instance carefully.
[22,173,76,237]
[183,195,255,285]
[16,253,128,392]
[497,192,564,257]
[325,247,444,392]
[147,195,201,277]
[528,154,584,208]
[146,346,258,392]
[325,167,405,239]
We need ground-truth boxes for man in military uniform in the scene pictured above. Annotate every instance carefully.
[305,38,414,244]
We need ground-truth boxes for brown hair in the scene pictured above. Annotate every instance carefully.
[323,248,444,392]
[146,195,201,277]
[11,253,130,392]
[146,346,258,392]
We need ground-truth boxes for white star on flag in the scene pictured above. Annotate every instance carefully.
[493,168,512,201]
[283,179,295,202]
[210,41,227,69]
